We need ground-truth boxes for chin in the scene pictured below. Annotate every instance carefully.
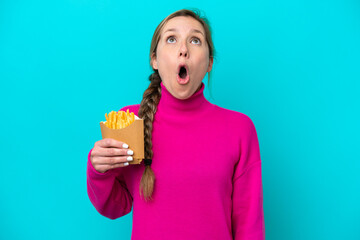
[173,92,189,100]
[171,88,191,100]
[168,81,196,100]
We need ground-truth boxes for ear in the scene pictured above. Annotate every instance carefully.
[151,53,158,70]
[207,57,213,72]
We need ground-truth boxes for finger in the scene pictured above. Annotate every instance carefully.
[109,162,131,169]
[93,156,134,165]
[96,162,130,173]
[95,148,134,157]
[95,138,129,149]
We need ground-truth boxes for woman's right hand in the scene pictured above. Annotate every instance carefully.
[90,138,134,173]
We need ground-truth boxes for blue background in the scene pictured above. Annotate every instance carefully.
[1,0,359,239]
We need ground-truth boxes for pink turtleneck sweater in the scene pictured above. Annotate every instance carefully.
[87,82,265,240]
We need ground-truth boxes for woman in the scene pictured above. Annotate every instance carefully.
[87,9,265,240]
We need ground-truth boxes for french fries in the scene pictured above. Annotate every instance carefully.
[104,109,135,129]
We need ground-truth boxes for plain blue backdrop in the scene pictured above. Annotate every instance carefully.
[0,0,359,239]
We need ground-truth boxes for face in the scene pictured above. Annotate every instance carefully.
[151,16,213,100]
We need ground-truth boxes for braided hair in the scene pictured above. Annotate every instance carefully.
[137,71,161,201]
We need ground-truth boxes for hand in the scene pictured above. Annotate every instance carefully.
[90,138,134,173]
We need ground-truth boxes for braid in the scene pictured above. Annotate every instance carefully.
[138,70,162,201]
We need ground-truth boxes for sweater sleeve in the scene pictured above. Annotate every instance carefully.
[232,118,265,240]
[87,149,133,220]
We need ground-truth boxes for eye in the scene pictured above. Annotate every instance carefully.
[166,36,176,43]
[191,37,201,45]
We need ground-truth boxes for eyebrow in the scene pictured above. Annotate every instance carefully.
[163,28,204,36]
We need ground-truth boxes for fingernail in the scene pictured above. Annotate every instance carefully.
[127,156,133,161]
[122,143,129,149]
[124,162,129,166]
[127,150,134,155]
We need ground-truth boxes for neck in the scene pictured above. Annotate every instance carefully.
[156,81,208,116]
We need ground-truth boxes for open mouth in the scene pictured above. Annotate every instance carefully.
[177,64,190,84]
[178,65,188,79]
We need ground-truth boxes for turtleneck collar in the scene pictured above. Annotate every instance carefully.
[156,81,209,115]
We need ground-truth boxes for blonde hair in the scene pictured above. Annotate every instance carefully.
[137,9,215,201]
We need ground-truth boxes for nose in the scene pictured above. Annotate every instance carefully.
[179,41,188,58]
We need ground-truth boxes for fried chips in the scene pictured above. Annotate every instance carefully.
[104,109,135,129]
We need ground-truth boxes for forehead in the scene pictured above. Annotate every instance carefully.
[161,16,205,35]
